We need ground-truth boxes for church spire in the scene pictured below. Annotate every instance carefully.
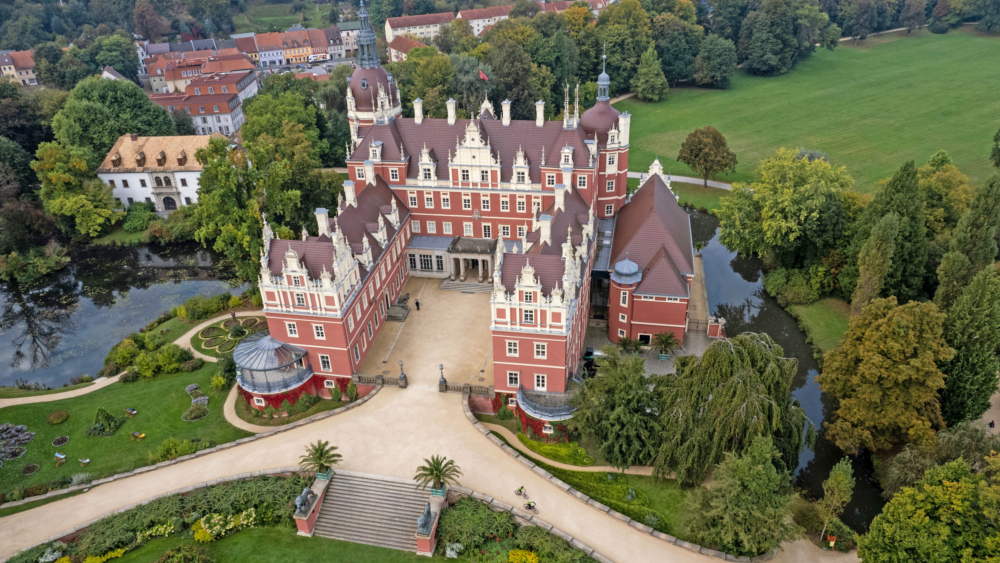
[356,0,380,69]
[596,43,610,102]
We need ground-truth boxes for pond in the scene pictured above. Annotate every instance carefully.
[692,210,885,532]
[0,243,245,390]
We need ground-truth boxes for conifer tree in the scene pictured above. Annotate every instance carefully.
[934,172,1000,311]
[817,458,855,540]
[850,213,900,315]
[939,267,1000,425]
[631,44,669,102]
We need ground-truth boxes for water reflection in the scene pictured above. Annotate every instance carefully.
[0,243,244,387]
[692,210,884,531]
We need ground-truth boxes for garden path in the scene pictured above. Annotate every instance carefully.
[221,385,274,434]
[0,375,122,410]
[175,311,263,362]
[481,423,654,476]
[625,171,732,190]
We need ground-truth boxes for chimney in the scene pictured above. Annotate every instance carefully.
[501,99,511,126]
[539,214,552,246]
[554,185,565,213]
[315,208,330,237]
[447,98,456,125]
[619,112,632,146]
[535,100,545,127]
[130,133,139,141]
[413,98,423,125]
[343,181,357,208]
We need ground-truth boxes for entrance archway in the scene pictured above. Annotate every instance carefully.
[163,197,177,211]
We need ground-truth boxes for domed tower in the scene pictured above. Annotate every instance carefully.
[608,255,641,343]
[580,51,631,219]
[345,0,402,128]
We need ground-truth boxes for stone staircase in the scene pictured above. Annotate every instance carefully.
[387,303,410,322]
[439,279,494,293]
[313,472,429,552]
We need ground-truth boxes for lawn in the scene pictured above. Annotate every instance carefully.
[92,227,146,246]
[235,2,328,34]
[618,29,1000,192]
[790,297,851,353]
[516,432,594,466]
[0,364,251,498]
[0,381,94,399]
[190,316,267,358]
[115,527,444,563]
[628,178,730,213]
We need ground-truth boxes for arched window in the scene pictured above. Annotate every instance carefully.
[154,177,163,187]
[163,197,177,211]
[164,177,172,186]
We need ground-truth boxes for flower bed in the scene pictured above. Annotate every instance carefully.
[182,404,210,421]
[52,436,69,447]
[203,338,225,348]
[20,464,39,476]
[199,327,226,339]
[217,341,236,353]
[241,318,259,328]
[191,317,267,358]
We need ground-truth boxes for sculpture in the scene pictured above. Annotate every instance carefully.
[416,502,435,535]
[295,487,317,514]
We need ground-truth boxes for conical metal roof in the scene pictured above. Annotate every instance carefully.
[233,331,307,372]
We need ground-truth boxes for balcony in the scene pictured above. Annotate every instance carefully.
[517,386,576,422]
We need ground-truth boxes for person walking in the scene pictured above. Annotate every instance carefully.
[414,299,420,311]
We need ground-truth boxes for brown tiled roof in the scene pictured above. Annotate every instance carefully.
[267,177,408,282]
[610,174,694,296]
[149,92,241,114]
[388,35,428,54]
[8,50,35,70]
[235,36,258,54]
[307,29,328,50]
[350,117,594,183]
[186,70,253,88]
[296,72,331,81]
[527,189,590,256]
[458,5,512,20]
[201,56,256,74]
[540,1,575,12]
[253,32,284,52]
[500,254,566,294]
[96,133,227,173]
[387,12,456,28]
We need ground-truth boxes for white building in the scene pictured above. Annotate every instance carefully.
[385,12,455,43]
[97,133,228,211]
[456,5,513,36]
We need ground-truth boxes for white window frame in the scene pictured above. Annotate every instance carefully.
[409,195,418,207]
[295,293,306,306]
[618,329,626,338]
[517,200,526,212]
[319,354,331,371]
[667,297,680,302]
[443,222,452,234]
[482,224,492,239]
[462,197,472,210]
[427,221,436,234]
[606,180,615,192]
[353,344,360,362]
[286,322,298,337]
[501,199,509,212]
[508,396,517,407]
[481,170,489,182]
[535,374,547,391]
[507,371,519,387]
[464,222,473,236]
[441,195,450,209]
[356,167,365,179]
[577,176,587,188]
[621,291,628,306]
[424,195,434,208]
[390,168,399,181]
[314,324,326,339]
[507,341,518,356]
[542,423,554,434]
[546,174,555,186]
[517,226,525,238]
[324,379,336,388]
[606,204,614,216]
[412,221,421,233]
[254,397,265,406]
[534,343,546,359]
[619,313,627,322]
[501,225,510,238]
[608,154,616,166]
[523,309,534,323]
[481,198,490,211]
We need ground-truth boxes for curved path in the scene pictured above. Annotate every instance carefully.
[175,310,264,362]
[221,385,273,434]
[0,284,853,563]
[625,171,732,190]
[0,375,121,410]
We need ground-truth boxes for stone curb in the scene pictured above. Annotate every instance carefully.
[2,467,304,562]
[460,393,780,563]
[0,385,384,512]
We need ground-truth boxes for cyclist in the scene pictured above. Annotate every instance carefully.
[515,486,525,496]
[525,501,536,510]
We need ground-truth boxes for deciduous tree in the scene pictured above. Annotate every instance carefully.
[818,297,953,454]
[738,0,798,75]
[656,333,814,484]
[993,126,1000,168]
[677,126,737,187]
[630,44,669,101]
[133,0,161,40]
[171,109,196,135]
[32,141,122,238]
[684,437,802,557]
[900,0,928,30]
[850,213,900,315]
[817,458,855,540]
[693,34,738,88]
[934,173,1000,311]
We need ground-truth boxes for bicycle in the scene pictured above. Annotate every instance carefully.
[524,501,538,514]
[514,487,528,499]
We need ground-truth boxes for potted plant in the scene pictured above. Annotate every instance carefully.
[414,454,463,497]
[652,331,681,361]
[299,440,342,480]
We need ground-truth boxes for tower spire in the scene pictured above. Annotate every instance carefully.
[356,0,380,69]
[597,43,610,101]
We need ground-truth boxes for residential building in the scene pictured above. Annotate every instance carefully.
[387,35,428,62]
[338,21,361,55]
[184,70,259,104]
[323,26,346,59]
[385,12,455,42]
[252,33,287,67]
[146,49,253,93]
[233,35,260,63]
[97,133,227,211]
[137,39,237,74]
[456,5,513,36]
[0,50,37,85]
[101,66,127,80]
[149,91,245,136]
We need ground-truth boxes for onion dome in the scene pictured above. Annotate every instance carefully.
[611,256,641,285]
[349,66,395,112]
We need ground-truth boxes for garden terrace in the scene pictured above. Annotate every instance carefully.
[192,316,267,357]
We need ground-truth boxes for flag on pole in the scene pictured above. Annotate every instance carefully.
[479,70,489,81]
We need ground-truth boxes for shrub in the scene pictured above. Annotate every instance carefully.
[346,381,358,401]
[516,433,594,466]
[210,375,227,391]
[157,344,191,374]
[99,363,121,378]
[218,354,237,386]
[120,370,140,383]
[182,404,210,421]
[497,404,515,421]
[181,358,205,372]
[122,203,156,233]
[436,497,518,551]
[228,296,242,309]
[135,351,158,378]
[763,268,819,307]
[143,333,165,351]
[110,339,140,367]
[148,437,198,463]
[47,410,69,425]
[251,293,263,308]
[153,545,215,563]
[24,483,50,497]
[71,374,94,385]
[827,518,856,552]
[508,550,539,563]
[6,488,23,502]
[144,206,199,244]
[791,496,824,533]
[85,407,124,436]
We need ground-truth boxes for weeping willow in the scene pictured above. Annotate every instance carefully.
[655,333,815,484]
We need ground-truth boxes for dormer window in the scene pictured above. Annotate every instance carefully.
[423,168,432,180]
[208,87,214,94]
[371,148,378,159]
[610,133,617,143]
[194,87,201,95]
[516,171,526,183]
[563,154,570,164]
[361,78,368,90]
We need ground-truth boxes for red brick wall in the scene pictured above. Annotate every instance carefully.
[608,279,689,345]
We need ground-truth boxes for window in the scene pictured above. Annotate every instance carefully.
[606,181,615,192]
[367,322,373,339]
[523,309,534,323]
[517,226,525,238]
[508,397,517,407]
[409,195,418,207]
[608,154,616,166]
[370,148,378,159]
[443,222,452,234]
[606,204,614,216]
[425,196,434,208]
[108,179,116,188]
[314,325,326,339]
[181,178,188,187]
[501,225,510,238]
[481,198,490,211]
[423,168,432,180]
[479,225,489,239]
[535,374,547,391]
[286,322,298,337]
[356,167,365,179]
[123,180,129,188]
[127,197,134,205]
[353,344,360,362]
[619,313,627,322]
[185,197,192,205]
[618,329,626,338]
[390,169,399,181]
[213,105,219,112]
[412,221,420,233]
[507,341,518,356]
[524,291,533,304]
[462,197,471,210]
[481,170,489,182]
[621,291,628,306]
[517,200,526,212]
[222,86,228,93]
[667,297,680,302]
[199,106,205,113]
[542,423,554,434]
[516,171,526,183]
[563,153,571,164]
[348,316,355,331]
[295,293,306,306]
[293,276,301,286]
[578,176,587,188]
[533,200,541,212]
[254,397,265,406]
[464,223,473,236]
[501,199,509,211]
[409,254,417,269]
[535,343,546,358]
[426,221,436,233]
[546,174,555,186]
[140,179,147,187]
[441,195,450,208]
[507,371,519,387]
[436,255,444,271]
[419,254,433,270]
[461,169,469,181]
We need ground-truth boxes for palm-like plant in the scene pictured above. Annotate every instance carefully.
[652,331,681,355]
[618,336,642,354]
[299,440,342,474]
[414,455,463,490]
